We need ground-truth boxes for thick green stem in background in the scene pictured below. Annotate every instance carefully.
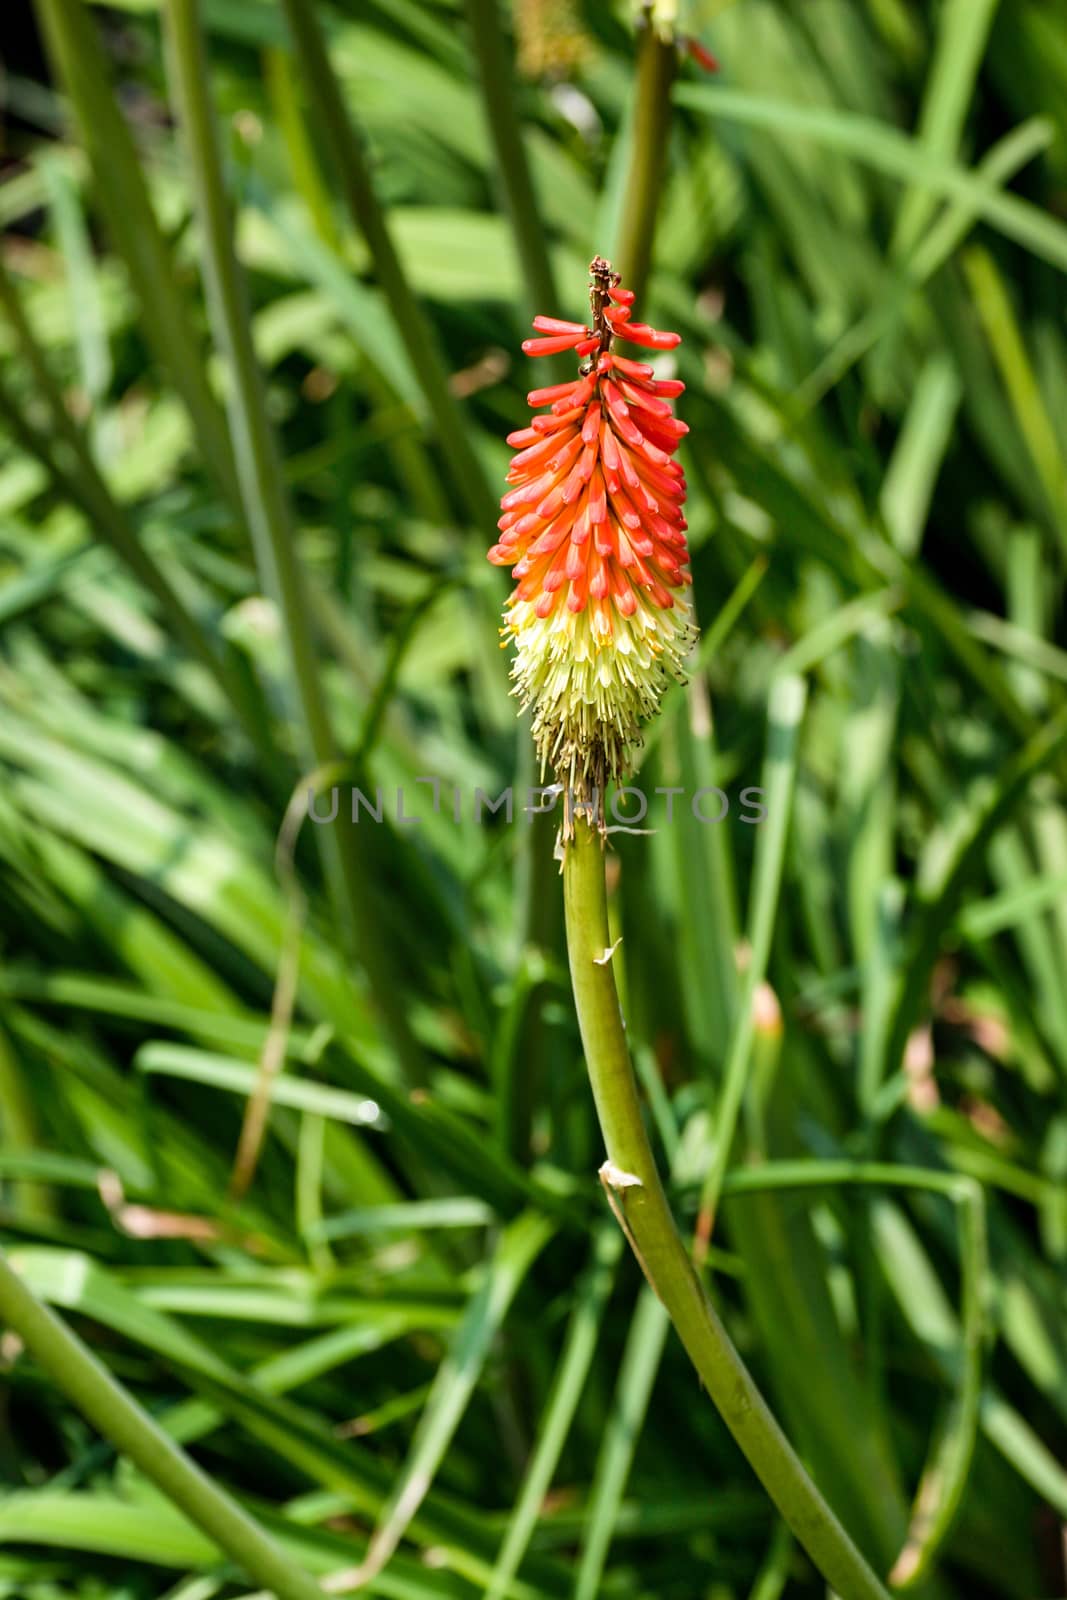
[464,0,562,351]
[34,0,241,507]
[0,1249,325,1600]
[280,0,497,533]
[165,0,338,787]
[562,818,893,1600]
[613,22,677,302]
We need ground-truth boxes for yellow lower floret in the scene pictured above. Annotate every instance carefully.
[503,591,696,799]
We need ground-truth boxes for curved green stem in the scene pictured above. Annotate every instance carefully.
[0,1247,325,1600]
[562,817,893,1600]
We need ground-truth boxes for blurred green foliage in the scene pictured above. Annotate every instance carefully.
[1,1,1067,1597]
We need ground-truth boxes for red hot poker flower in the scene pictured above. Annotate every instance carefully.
[489,255,695,801]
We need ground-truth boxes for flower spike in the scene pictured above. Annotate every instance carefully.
[489,255,696,817]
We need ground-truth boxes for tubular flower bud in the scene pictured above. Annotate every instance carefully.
[489,256,696,810]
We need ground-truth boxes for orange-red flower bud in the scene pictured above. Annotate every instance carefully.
[489,256,697,802]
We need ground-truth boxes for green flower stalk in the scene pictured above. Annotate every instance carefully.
[490,265,894,1600]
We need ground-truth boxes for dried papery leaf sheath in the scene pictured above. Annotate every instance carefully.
[489,256,696,808]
